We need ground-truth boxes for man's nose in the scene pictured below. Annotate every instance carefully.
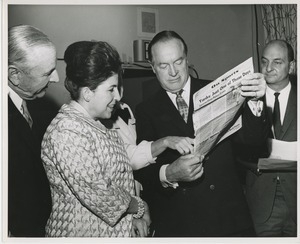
[169,65,178,76]
[266,62,273,72]
[50,70,59,83]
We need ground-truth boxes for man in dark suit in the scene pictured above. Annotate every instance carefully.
[134,30,269,237]
[8,25,59,236]
[244,40,297,236]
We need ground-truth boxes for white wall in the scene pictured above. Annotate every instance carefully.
[8,4,259,107]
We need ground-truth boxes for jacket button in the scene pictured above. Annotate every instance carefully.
[210,185,215,190]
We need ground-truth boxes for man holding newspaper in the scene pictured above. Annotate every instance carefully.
[244,40,297,237]
[134,30,269,236]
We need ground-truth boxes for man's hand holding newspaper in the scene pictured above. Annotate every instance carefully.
[241,72,267,100]
[192,57,266,158]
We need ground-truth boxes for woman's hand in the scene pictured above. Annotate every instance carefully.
[131,218,148,237]
[163,136,194,155]
[130,200,152,237]
[142,201,151,227]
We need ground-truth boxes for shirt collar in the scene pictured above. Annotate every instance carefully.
[182,76,191,93]
[266,81,291,98]
[8,86,23,112]
[166,76,191,96]
[69,100,93,119]
[69,100,108,131]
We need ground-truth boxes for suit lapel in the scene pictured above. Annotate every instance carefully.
[156,88,188,132]
[155,77,207,134]
[280,86,297,139]
[188,77,205,125]
[8,96,40,155]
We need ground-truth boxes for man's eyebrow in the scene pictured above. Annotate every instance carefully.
[43,68,56,76]
[261,56,283,61]
[158,57,183,65]
[175,57,183,62]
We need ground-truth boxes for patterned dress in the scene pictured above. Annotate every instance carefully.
[41,101,135,237]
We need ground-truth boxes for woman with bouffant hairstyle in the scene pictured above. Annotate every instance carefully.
[41,41,150,237]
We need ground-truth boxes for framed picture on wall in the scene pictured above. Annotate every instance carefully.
[137,7,159,38]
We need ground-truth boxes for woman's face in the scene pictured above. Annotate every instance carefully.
[88,74,121,120]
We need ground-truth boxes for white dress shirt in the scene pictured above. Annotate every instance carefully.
[113,103,155,170]
[266,82,291,133]
[166,77,191,108]
[8,86,27,119]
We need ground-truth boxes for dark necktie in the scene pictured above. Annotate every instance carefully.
[273,92,281,139]
[176,89,189,122]
[22,100,33,128]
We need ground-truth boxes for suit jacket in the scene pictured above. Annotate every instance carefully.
[245,83,297,224]
[8,96,52,237]
[134,77,269,237]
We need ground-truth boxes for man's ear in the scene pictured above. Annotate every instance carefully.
[8,65,21,86]
[82,87,93,102]
[148,61,156,74]
[288,60,296,75]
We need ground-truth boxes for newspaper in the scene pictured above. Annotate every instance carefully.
[257,138,297,171]
[193,57,254,157]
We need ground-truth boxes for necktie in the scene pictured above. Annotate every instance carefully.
[176,89,189,122]
[273,92,281,139]
[22,100,33,128]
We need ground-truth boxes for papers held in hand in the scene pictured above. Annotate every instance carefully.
[258,138,297,171]
[192,57,254,157]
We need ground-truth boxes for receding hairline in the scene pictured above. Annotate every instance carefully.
[152,37,184,48]
[265,40,287,50]
[8,25,56,69]
[150,38,186,63]
[263,40,294,62]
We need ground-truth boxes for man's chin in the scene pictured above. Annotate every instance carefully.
[35,90,47,99]
[265,77,277,83]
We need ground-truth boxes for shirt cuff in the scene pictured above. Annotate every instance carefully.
[146,141,156,164]
[247,100,263,117]
[125,140,156,170]
[159,164,179,189]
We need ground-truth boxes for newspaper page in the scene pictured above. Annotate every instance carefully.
[193,57,254,157]
[257,138,297,171]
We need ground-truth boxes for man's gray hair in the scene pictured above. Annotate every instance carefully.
[8,25,54,68]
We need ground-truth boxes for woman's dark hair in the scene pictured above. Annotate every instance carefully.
[148,30,188,63]
[64,41,122,100]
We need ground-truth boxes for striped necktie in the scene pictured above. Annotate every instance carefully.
[22,100,33,128]
[175,89,189,123]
